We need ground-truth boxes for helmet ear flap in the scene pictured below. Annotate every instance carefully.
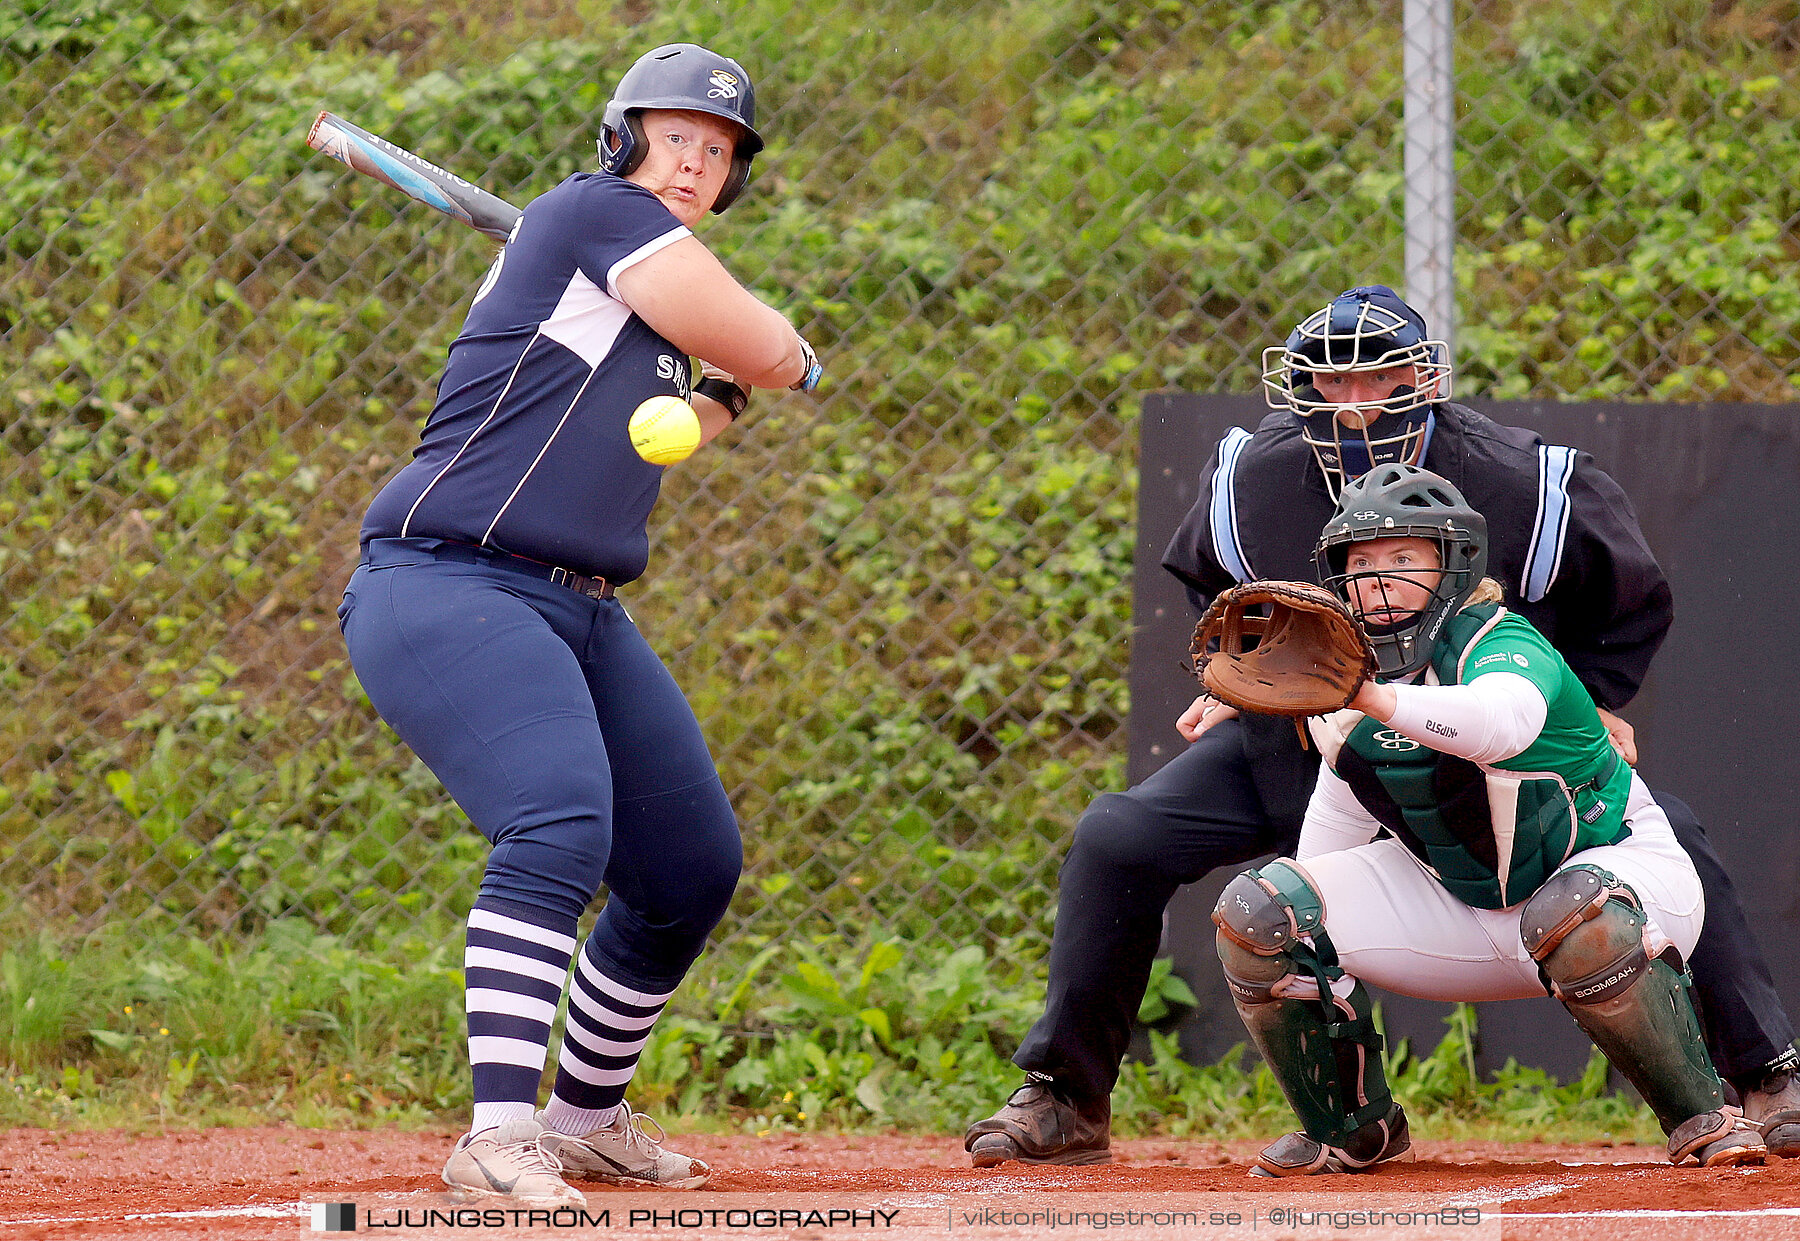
[617,113,648,175]
[599,112,650,176]
[711,153,751,213]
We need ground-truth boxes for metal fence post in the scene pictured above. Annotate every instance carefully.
[1405,0,1457,359]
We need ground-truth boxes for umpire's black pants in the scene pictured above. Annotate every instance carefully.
[1012,717,1796,1103]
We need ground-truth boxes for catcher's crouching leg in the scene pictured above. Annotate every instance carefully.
[1213,863,1409,1177]
[1522,865,1765,1167]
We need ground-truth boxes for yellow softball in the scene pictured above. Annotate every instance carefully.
[628,395,702,466]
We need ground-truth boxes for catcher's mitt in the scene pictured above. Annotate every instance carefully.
[1190,580,1377,717]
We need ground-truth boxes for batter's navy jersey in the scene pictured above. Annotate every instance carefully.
[362,174,694,582]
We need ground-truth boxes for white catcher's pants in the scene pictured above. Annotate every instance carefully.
[1292,774,1705,1002]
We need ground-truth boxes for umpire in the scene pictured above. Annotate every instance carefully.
[964,285,1800,1166]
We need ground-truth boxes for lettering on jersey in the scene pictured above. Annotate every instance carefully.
[469,218,523,308]
[1472,652,1511,669]
[1425,719,1457,739]
[707,70,741,100]
[472,250,506,306]
[656,354,692,399]
[1372,729,1421,751]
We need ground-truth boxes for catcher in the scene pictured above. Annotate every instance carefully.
[1209,464,1767,1175]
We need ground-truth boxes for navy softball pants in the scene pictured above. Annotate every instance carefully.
[338,537,741,991]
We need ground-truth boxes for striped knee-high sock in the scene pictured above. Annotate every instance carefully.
[541,936,675,1133]
[463,897,577,1135]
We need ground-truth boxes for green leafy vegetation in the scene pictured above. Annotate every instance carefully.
[0,920,1661,1143]
[0,0,1790,1139]
[5,0,1793,947]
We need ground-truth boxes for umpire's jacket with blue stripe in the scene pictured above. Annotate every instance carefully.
[1160,402,1671,823]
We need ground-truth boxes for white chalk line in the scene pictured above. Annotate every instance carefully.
[0,1203,306,1225]
[1506,1207,1800,1220]
[0,1193,431,1226]
[8,1195,1800,1227]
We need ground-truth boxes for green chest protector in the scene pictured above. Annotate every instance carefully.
[1334,604,1626,909]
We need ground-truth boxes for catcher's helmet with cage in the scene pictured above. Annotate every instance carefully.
[598,43,763,213]
[1314,463,1488,678]
[1263,286,1452,498]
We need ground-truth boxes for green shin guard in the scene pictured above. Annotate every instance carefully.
[1522,869,1724,1132]
[1215,868,1392,1148]
[1237,972,1393,1148]
[1561,954,1723,1130]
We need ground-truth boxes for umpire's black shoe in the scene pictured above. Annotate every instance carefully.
[964,1073,1111,1167]
[1742,1058,1800,1159]
[1249,1102,1412,1177]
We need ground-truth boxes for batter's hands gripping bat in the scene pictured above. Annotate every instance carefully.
[305,111,521,242]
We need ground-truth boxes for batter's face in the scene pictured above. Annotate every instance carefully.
[1344,536,1443,625]
[1316,364,1424,431]
[624,109,740,226]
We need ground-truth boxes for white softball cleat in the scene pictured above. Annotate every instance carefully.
[442,1118,585,1205]
[538,1107,713,1189]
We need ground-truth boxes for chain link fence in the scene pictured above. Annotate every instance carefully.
[4,0,1796,955]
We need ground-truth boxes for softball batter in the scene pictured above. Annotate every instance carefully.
[1214,464,1767,1174]
[338,43,818,1204]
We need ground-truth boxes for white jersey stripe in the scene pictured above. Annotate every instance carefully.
[603,226,690,301]
[539,268,633,369]
[480,366,602,545]
[401,332,542,539]
[1524,444,1577,602]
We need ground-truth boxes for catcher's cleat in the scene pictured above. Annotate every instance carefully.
[1742,1058,1800,1158]
[1667,1108,1766,1167]
[1249,1103,1411,1177]
[964,1074,1111,1167]
[537,1107,713,1189]
[442,1118,585,1205]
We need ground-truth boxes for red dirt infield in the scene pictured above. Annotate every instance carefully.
[3,1128,1798,1240]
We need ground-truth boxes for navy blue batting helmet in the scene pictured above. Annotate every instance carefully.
[599,43,763,213]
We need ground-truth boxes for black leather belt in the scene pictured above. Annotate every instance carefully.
[431,539,616,600]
